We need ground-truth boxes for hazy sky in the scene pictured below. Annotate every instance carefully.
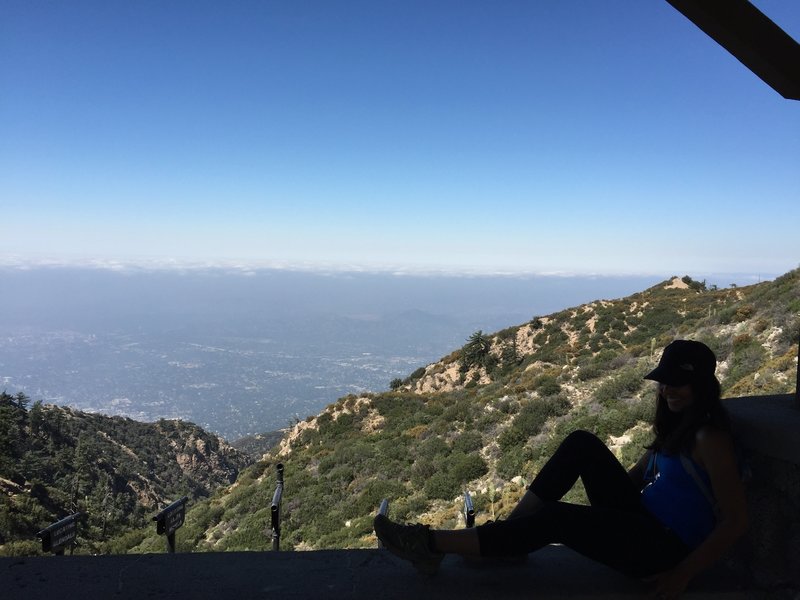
[2,1,798,276]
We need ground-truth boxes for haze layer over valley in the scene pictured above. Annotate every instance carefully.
[0,266,756,439]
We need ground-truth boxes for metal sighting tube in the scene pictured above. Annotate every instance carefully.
[271,463,284,551]
[377,499,389,548]
[795,338,799,408]
[463,492,475,528]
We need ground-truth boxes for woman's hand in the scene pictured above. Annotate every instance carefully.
[647,566,691,599]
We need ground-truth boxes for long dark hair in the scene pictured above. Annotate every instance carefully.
[649,375,730,454]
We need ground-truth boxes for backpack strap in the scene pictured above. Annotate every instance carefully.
[644,451,657,484]
[680,454,720,518]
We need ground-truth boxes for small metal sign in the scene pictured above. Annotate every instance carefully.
[37,513,82,554]
[154,496,189,536]
[153,496,189,552]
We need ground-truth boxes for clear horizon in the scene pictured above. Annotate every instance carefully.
[2,1,799,276]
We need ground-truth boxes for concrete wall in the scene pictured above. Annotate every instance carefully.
[725,394,800,592]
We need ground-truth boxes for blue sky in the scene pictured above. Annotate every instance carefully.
[1,0,798,277]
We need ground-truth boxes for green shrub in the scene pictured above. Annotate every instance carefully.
[406,367,427,383]
[346,478,408,518]
[578,363,604,381]
[417,436,449,462]
[594,364,647,404]
[616,427,653,469]
[498,395,570,452]
[394,494,429,521]
[777,317,800,349]
[450,452,488,484]
[535,375,562,397]
[497,424,528,452]
[453,431,483,453]
[424,471,460,500]
[725,339,767,389]
[496,447,525,480]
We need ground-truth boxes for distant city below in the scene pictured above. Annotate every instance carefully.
[0,325,441,440]
[0,266,766,440]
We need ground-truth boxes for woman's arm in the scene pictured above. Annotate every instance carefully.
[652,428,748,599]
[627,449,653,490]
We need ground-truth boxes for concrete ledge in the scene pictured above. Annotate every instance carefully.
[0,547,758,600]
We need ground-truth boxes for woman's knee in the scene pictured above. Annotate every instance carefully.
[562,429,603,451]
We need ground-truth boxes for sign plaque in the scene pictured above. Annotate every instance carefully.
[153,496,189,553]
[37,513,82,554]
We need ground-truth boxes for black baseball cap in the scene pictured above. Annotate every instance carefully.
[644,340,717,386]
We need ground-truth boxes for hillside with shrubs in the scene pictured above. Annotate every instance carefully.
[126,269,797,553]
[0,399,252,556]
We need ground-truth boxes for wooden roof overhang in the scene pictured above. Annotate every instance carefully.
[666,0,800,100]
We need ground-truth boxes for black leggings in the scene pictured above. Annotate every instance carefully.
[476,430,689,578]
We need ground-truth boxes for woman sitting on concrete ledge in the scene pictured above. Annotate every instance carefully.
[374,340,749,600]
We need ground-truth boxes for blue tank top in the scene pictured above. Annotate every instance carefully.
[640,452,716,548]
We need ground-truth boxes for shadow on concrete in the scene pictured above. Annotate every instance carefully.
[1,546,756,600]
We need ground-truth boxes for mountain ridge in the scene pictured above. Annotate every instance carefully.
[0,399,252,555]
[146,270,796,553]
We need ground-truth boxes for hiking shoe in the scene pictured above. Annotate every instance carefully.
[374,514,444,575]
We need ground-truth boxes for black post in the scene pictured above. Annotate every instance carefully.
[463,492,475,528]
[167,532,176,554]
[271,463,284,551]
